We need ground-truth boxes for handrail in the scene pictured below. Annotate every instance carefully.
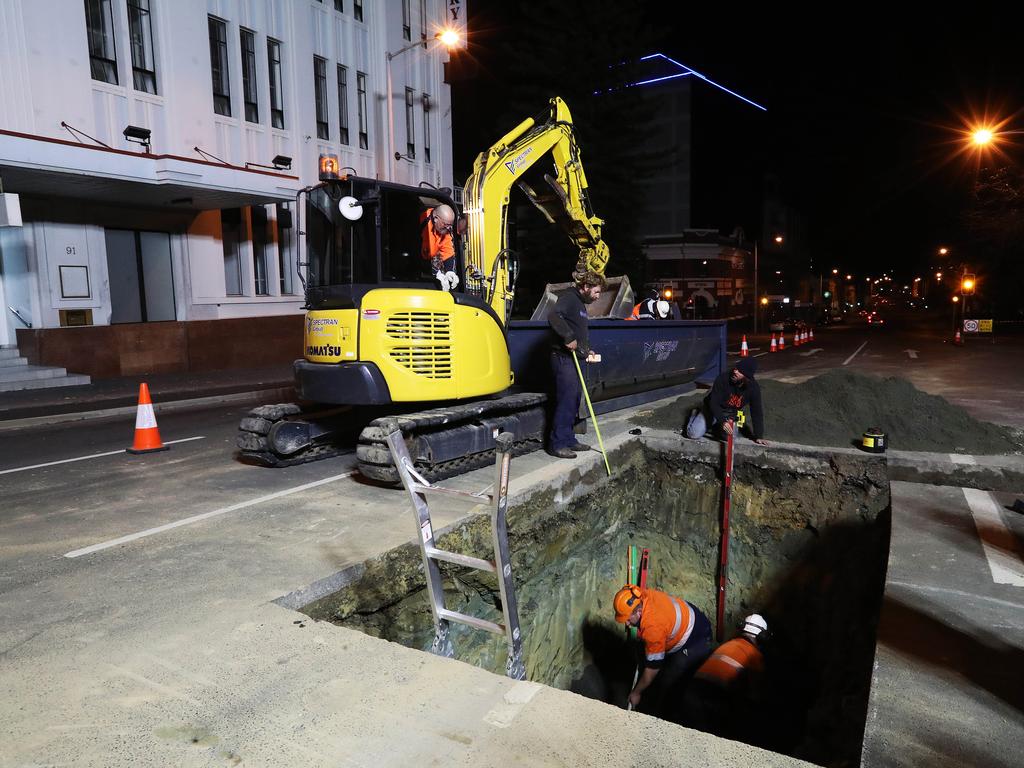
[8,306,32,328]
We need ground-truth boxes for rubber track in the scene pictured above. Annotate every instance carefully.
[357,393,548,484]
[236,402,352,468]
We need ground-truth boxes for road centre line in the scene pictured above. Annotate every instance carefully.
[0,436,206,476]
[963,487,1024,587]
[64,470,357,558]
[842,341,869,366]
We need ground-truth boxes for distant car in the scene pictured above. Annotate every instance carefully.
[867,312,885,327]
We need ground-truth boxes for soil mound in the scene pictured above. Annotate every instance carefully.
[632,369,1023,454]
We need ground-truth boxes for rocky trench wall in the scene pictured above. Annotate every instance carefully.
[303,438,890,766]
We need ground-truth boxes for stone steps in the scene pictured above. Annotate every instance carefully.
[0,345,92,392]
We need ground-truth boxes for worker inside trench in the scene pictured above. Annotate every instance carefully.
[304,444,891,767]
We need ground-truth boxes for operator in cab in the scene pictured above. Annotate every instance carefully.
[420,203,459,291]
[546,271,605,459]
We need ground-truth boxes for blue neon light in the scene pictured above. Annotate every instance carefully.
[636,53,767,111]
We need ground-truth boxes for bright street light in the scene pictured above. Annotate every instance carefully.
[972,128,994,146]
[774,235,784,244]
[386,30,461,180]
[938,247,949,255]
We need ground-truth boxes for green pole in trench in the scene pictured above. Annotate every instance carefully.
[572,353,611,476]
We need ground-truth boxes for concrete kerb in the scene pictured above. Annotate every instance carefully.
[0,386,295,432]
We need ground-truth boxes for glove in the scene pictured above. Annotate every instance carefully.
[435,271,451,291]
[445,271,460,290]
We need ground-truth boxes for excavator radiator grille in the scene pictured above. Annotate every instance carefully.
[389,346,453,378]
[387,312,452,378]
[386,311,452,341]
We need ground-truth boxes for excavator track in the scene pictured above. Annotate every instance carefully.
[236,403,354,467]
[356,392,548,484]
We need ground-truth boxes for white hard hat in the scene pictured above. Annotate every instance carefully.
[656,300,670,319]
[742,613,768,637]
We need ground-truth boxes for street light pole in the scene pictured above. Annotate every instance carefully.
[385,31,459,182]
[753,241,759,334]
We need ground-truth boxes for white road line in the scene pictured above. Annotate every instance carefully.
[842,341,869,366]
[64,470,356,558]
[963,487,1024,587]
[949,454,977,465]
[0,436,206,476]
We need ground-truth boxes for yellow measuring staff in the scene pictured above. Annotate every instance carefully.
[572,353,612,476]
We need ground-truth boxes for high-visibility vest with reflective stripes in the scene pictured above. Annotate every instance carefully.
[694,636,763,687]
[637,587,696,664]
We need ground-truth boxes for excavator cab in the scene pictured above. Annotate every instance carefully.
[296,176,512,408]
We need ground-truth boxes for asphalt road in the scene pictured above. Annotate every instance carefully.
[1,311,1022,766]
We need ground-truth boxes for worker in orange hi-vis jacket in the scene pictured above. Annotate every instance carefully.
[420,204,458,291]
[613,583,713,716]
[684,613,768,736]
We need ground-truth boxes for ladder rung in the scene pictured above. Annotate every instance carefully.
[438,608,504,635]
[425,546,496,573]
[411,484,493,504]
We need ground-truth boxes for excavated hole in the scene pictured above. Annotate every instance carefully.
[303,440,891,767]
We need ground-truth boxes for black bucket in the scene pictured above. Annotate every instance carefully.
[861,427,887,453]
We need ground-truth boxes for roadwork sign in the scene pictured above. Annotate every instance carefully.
[963,319,993,333]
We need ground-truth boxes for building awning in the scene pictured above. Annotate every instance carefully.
[0,129,301,211]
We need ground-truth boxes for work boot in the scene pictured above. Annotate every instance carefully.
[569,441,592,451]
[546,447,577,459]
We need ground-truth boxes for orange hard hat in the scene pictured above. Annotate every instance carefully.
[613,584,643,623]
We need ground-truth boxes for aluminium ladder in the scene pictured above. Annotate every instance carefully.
[385,429,526,680]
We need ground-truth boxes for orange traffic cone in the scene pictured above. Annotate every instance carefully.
[778,333,786,350]
[795,330,802,346]
[809,328,815,342]
[770,334,777,352]
[127,383,168,454]
[954,330,963,346]
[740,335,749,357]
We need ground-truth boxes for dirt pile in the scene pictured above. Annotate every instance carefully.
[633,370,1023,454]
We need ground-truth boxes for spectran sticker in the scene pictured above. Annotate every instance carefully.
[362,309,381,320]
[503,146,534,175]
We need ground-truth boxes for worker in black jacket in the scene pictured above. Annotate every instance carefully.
[684,357,768,445]
[546,271,605,458]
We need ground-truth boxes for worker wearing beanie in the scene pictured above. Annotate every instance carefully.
[613,583,713,715]
[684,357,768,445]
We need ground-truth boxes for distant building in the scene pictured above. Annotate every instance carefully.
[0,0,455,380]
[643,229,751,319]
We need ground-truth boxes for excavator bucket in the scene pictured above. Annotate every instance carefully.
[529,275,635,320]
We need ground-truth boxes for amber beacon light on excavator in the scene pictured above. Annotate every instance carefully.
[237,98,726,482]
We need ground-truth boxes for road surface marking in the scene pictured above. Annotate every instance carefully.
[0,437,206,476]
[963,487,1024,587]
[887,582,1024,611]
[949,454,977,465]
[903,349,919,359]
[842,341,868,366]
[64,470,356,558]
[799,348,823,357]
[753,351,770,357]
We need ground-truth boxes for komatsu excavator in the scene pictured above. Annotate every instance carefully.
[237,97,617,481]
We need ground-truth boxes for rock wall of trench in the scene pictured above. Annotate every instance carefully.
[304,438,890,767]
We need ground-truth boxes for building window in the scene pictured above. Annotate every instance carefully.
[402,0,411,40]
[277,203,295,294]
[420,0,427,41]
[85,0,118,85]
[423,93,431,163]
[313,56,329,140]
[251,206,270,296]
[267,38,285,129]
[353,0,362,22]
[334,0,343,11]
[222,209,242,296]
[356,71,368,149]
[208,16,231,116]
[240,29,259,123]
[337,65,349,145]
[404,87,415,159]
[127,0,156,93]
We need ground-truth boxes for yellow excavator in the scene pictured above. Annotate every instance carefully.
[237,98,619,481]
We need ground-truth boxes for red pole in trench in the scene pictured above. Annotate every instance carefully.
[715,429,735,642]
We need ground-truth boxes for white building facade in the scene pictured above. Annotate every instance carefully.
[0,0,457,377]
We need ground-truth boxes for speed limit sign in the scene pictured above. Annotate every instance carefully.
[963,319,979,333]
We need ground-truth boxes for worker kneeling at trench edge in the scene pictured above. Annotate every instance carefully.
[545,270,605,459]
[682,613,768,738]
[613,583,713,716]
[685,357,769,446]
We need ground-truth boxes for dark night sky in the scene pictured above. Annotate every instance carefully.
[450,4,1024,282]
